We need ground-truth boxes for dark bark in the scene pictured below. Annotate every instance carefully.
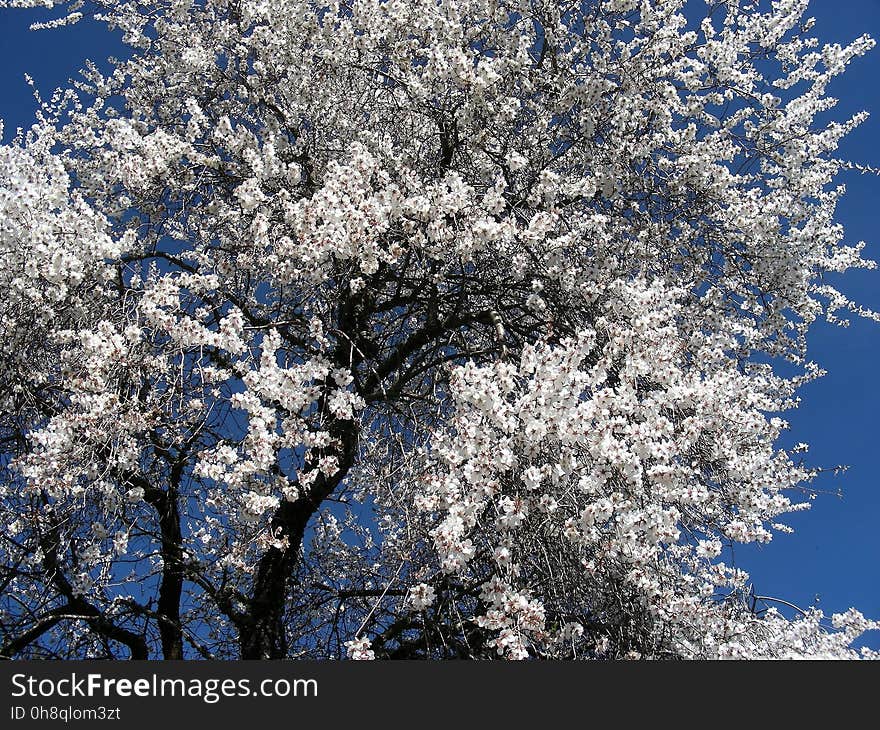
[239,289,365,659]
[239,419,357,659]
[38,510,150,659]
[1,607,67,659]
[145,472,185,660]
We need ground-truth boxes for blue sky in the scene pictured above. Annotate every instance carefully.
[1,1,879,643]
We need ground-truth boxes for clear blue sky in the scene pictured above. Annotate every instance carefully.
[1,1,879,643]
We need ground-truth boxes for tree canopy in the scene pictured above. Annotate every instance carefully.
[1,0,878,659]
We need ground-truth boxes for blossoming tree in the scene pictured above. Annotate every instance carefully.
[1,0,878,659]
